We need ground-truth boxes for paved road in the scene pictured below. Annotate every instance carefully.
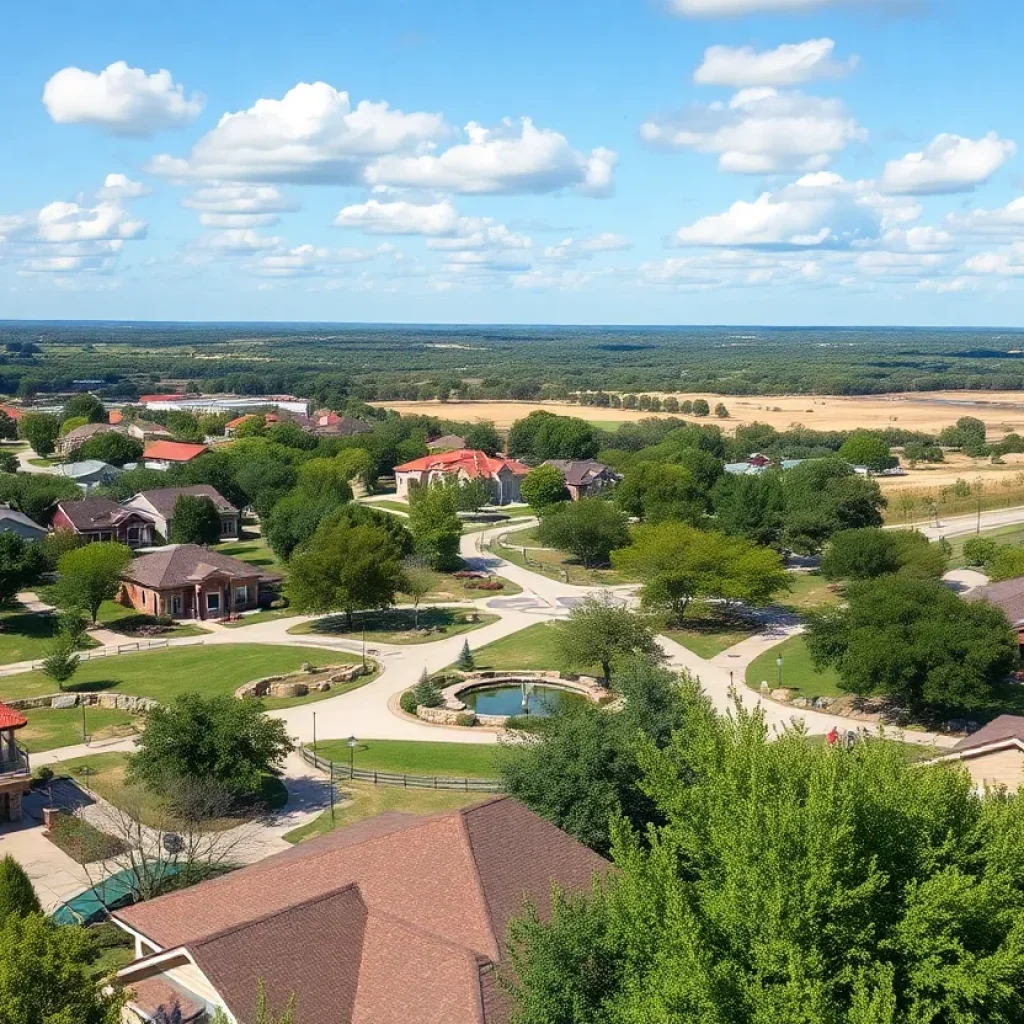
[899,504,1024,540]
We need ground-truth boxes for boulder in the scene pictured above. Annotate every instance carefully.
[269,682,307,699]
[51,694,78,710]
[770,688,794,703]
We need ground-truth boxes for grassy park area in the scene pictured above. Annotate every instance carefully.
[462,622,564,672]
[663,615,758,659]
[290,608,498,644]
[311,738,499,778]
[0,607,87,665]
[0,644,366,709]
[284,779,482,844]
[489,529,634,586]
[745,635,842,700]
[19,706,139,753]
[775,572,842,613]
[215,533,287,576]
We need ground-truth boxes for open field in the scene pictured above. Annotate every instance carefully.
[310,739,499,778]
[20,706,138,753]
[372,391,1024,438]
[0,644,367,709]
[290,608,498,645]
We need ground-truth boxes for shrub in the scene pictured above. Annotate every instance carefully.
[963,537,999,567]
[399,690,418,715]
[465,579,504,590]
[455,712,476,727]
[32,765,55,786]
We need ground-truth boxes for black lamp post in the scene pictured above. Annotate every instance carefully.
[347,735,357,776]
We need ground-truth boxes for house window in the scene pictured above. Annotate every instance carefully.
[172,595,182,615]
[206,592,220,613]
[234,586,248,606]
[220,518,235,537]
[127,526,141,544]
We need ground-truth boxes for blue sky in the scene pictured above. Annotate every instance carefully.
[3,0,1023,325]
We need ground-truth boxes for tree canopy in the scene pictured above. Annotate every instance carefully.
[556,596,660,685]
[821,527,946,581]
[407,481,463,571]
[18,413,59,458]
[54,542,133,622]
[505,690,1024,1024]
[837,431,898,471]
[168,495,222,545]
[614,462,708,525]
[0,533,44,607]
[806,575,1018,711]
[508,411,600,464]
[521,464,569,512]
[0,856,41,923]
[0,472,80,525]
[74,431,144,467]
[536,499,629,568]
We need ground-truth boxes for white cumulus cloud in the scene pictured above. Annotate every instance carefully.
[95,174,150,200]
[543,233,633,261]
[964,244,1024,277]
[366,118,617,196]
[149,82,449,184]
[694,39,857,88]
[641,88,865,174]
[881,132,1016,195]
[182,185,297,228]
[43,61,203,136]
[946,196,1024,236]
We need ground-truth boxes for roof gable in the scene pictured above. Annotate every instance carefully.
[395,449,529,480]
[143,441,208,462]
[121,544,275,590]
[130,485,236,518]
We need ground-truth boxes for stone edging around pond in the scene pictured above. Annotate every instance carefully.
[402,670,606,729]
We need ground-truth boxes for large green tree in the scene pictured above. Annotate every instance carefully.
[505,691,1024,1024]
[0,533,44,606]
[536,498,629,568]
[128,692,293,805]
[408,481,463,571]
[0,856,41,922]
[61,394,107,424]
[806,575,1018,711]
[74,432,144,467]
[288,519,405,627]
[497,658,690,854]
[0,913,124,1024]
[54,542,133,623]
[838,431,898,472]
[17,413,60,458]
[521,464,569,512]
[713,470,787,548]
[168,495,222,545]
[614,462,708,524]
[611,522,789,623]
[508,411,600,463]
[821,527,946,581]
[0,472,80,525]
[557,595,660,685]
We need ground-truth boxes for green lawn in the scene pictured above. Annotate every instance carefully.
[224,607,300,629]
[215,534,287,576]
[745,635,843,699]
[19,706,139,753]
[490,530,634,586]
[663,615,758,659]
[464,622,565,671]
[284,779,483,844]
[311,739,499,778]
[33,590,209,640]
[0,644,364,709]
[775,572,842,613]
[406,567,522,603]
[0,607,94,666]
[290,608,498,645]
[56,752,287,831]
[362,499,410,514]
[28,456,59,467]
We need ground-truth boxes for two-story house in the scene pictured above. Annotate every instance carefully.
[52,498,156,548]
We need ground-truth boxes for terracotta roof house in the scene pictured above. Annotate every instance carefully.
[113,797,608,1024]
[0,505,47,541]
[123,486,240,542]
[0,404,24,422]
[965,577,1024,643]
[126,419,173,442]
[394,449,530,506]
[928,715,1024,791]
[52,498,156,548]
[310,411,372,437]
[53,459,123,493]
[143,441,209,471]
[543,459,620,500]
[108,409,124,424]
[0,702,30,823]
[118,544,279,620]
[427,433,468,452]
[56,421,125,457]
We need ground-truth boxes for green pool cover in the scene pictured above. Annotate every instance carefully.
[51,864,182,926]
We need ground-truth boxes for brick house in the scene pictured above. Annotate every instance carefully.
[143,441,209,471]
[118,544,279,620]
[542,459,620,500]
[52,498,156,548]
[394,448,530,505]
[928,715,1024,791]
[123,485,240,542]
[113,797,608,1024]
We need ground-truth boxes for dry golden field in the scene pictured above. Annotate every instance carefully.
[372,391,1024,439]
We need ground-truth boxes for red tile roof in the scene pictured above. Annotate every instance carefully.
[394,449,529,480]
[108,409,123,424]
[143,440,208,463]
[0,405,24,421]
[115,798,607,1024]
[0,703,27,730]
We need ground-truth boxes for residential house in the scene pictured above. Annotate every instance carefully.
[53,459,123,493]
[394,448,529,505]
[125,419,173,443]
[928,715,1024,791]
[724,454,773,476]
[0,506,46,541]
[113,797,608,1024]
[56,422,125,458]
[0,404,24,424]
[52,498,155,548]
[143,441,209,471]
[124,485,240,542]
[108,409,124,424]
[118,544,279,620]
[0,703,30,822]
[309,410,372,437]
[965,576,1024,645]
[427,433,467,451]
[543,459,620,500]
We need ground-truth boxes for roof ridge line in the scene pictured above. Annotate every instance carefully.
[455,798,506,963]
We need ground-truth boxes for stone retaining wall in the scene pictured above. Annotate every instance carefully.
[235,663,368,700]
[6,693,160,713]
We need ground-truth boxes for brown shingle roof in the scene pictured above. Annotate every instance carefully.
[121,544,279,590]
[964,576,1024,625]
[953,714,1024,753]
[115,798,607,1024]
[543,459,617,489]
[57,498,149,532]
[133,485,237,518]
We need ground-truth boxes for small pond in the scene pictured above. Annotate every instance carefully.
[460,684,585,718]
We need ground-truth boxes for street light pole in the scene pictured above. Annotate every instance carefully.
[361,627,366,669]
[81,701,86,744]
[312,712,317,756]
[348,735,357,778]
[776,656,783,689]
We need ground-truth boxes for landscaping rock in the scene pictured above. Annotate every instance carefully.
[791,697,810,709]
[51,694,78,710]
[770,688,794,703]
[269,682,307,699]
